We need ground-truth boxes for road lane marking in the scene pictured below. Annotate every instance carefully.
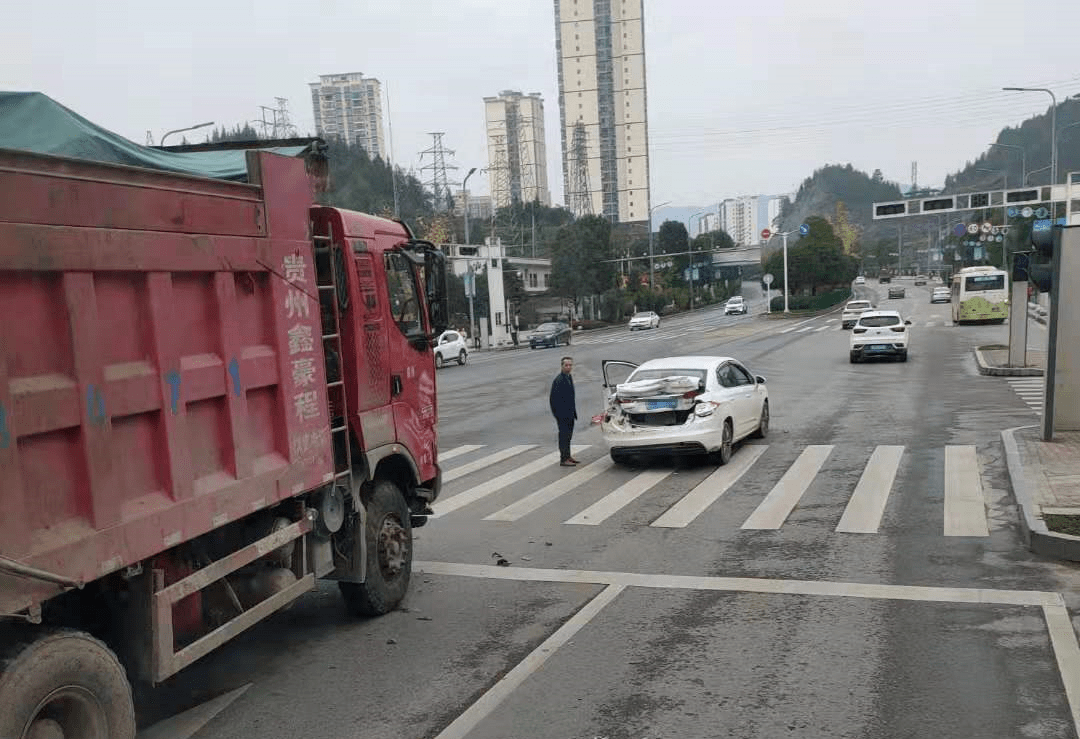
[742,445,834,529]
[432,584,624,739]
[433,446,588,517]
[1044,601,1080,734]
[439,444,485,462]
[414,561,1063,607]
[442,445,536,483]
[485,457,614,521]
[651,445,768,528]
[835,446,904,533]
[566,468,674,525]
[944,445,989,537]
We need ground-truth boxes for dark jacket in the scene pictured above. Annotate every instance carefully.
[549,372,577,420]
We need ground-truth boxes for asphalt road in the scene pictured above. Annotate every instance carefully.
[151,279,1080,739]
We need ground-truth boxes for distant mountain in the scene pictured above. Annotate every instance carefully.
[776,164,904,242]
[945,97,1080,193]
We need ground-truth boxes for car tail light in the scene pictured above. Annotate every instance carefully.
[853,328,867,334]
[890,326,906,333]
[681,389,702,399]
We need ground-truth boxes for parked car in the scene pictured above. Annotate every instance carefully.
[841,299,873,329]
[850,310,911,363]
[855,275,866,285]
[724,296,748,315]
[931,287,951,303]
[887,286,906,299]
[529,321,572,349]
[434,330,468,368]
[628,311,661,330]
[600,356,769,465]
[914,276,928,286]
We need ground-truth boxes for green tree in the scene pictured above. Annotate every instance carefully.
[763,216,857,295]
[550,215,616,315]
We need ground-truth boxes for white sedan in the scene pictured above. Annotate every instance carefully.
[628,311,661,330]
[601,356,769,465]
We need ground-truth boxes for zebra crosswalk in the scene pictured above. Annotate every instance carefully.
[1007,377,1045,413]
[780,316,953,334]
[434,442,991,537]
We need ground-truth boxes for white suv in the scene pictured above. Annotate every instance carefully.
[724,296,748,315]
[850,310,911,363]
[841,300,872,329]
[434,330,468,369]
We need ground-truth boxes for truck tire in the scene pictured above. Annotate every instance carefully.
[0,629,135,739]
[339,479,412,616]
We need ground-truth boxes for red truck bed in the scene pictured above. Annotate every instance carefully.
[0,148,334,614]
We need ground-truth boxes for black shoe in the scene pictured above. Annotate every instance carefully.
[568,457,580,464]
[560,459,577,467]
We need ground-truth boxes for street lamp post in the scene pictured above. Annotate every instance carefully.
[462,167,477,245]
[764,229,795,313]
[647,200,671,289]
[989,143,1025,185]
[1025,164,1052,185]
[159,121,215,147]
[689,211,704,311]
[1003,87,1057,185]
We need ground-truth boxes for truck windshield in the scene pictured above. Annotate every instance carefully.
[385,252,423,336]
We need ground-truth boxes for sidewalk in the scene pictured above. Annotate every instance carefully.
[976,347,1080,560]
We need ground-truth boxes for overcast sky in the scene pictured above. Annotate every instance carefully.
[6,1,1080,211]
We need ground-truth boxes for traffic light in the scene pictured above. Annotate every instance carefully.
[921,197,954,212]
[874,202,907,219]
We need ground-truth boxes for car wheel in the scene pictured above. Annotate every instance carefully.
[458,349,467,365]
[898,351,908,362]
[751,401,769,439]
[850,352,859,364]
[435,353,443,369]
[565,333,571,346]
[629,326,635,331]
[716,420,733,466]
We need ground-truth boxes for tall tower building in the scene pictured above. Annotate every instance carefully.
[554,0,650,223]
[309,73,387,159]
[484,91,551,207]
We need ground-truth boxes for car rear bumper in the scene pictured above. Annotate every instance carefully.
[602,416,724,453]
[851,342,907,357]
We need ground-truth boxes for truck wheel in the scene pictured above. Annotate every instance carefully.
[339,479,412,616]
[0,629,135,739]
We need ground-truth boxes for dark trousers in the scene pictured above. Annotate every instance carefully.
[556,417,575,461]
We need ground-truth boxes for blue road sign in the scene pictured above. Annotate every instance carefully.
[1036,207,1049,219]
[799,223,809,236]
[1033,219,1052,233]
[1007,207,1018,218]
[953,223,967,237]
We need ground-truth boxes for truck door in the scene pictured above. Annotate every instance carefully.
[348,250,393,448]
[382,252,436,457]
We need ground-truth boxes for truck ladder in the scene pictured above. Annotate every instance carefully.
[312,228,352,486]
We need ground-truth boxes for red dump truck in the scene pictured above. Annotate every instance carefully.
[0,97,447,737]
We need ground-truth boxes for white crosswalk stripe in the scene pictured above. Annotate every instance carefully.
[435,442,990,537]
[1007,377,1045,412]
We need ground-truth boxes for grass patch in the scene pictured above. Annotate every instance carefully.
[769,288,850,313]
[1044,514,1080,536]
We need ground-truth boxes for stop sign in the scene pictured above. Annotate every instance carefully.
[760,228,771,240]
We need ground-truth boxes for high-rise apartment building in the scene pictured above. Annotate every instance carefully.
[309,73,386,159]
[554,0,650,223]
[484,91,551,207]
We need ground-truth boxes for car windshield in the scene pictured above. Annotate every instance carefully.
[632,313,652,319]
[629,368,708,383]
[727,297,743,303]
[846,302,870,310]
[536,323,562,332]
[858,315,901,327]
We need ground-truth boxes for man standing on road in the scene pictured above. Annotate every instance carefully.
[549,356,578,467]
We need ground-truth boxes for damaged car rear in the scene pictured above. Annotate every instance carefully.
[600,356,769,466]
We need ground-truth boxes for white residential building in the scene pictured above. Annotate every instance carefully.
[484,91,551,207]
[309,73,386,158]
[554,0,650,223]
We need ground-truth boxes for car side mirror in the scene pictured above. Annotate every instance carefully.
[905,320,912,325]
[755,375,766,384]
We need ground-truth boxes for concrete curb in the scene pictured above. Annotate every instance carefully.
[1002,425,1080,561]
[974,347,1045,377]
